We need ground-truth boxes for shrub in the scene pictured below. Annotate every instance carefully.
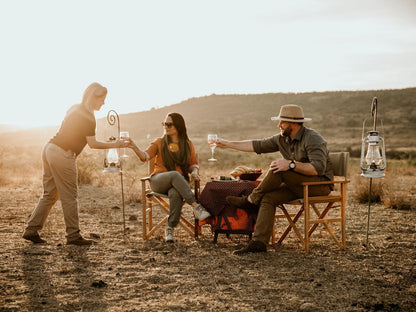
[125,176,142,203]
[383,195,414,210]
[353,178,383,204]
[77,163,97,185]
[77,154,99,185]
[382,183,415,210]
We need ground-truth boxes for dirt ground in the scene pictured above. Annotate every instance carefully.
[1,181,415,312]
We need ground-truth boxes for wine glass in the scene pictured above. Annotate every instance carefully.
[120,131,129,158]
[207,134,218,161]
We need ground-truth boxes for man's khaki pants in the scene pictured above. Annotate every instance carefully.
[24,143,81,241]
[250,169,331,244]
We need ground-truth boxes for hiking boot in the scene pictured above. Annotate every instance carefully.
[165,227,174,243]
[23,233,46,244]
[193,204,211,221]
[233,240,267,255]
[67,237,94,246]
[226,195,259,213]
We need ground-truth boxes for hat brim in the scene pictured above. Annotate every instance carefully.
[271,116,312,122]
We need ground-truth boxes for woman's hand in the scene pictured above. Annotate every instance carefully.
[124,138,135,148]
[117,138,130,148]
[190,169,200,182]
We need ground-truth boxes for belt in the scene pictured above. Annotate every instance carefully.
[50,143,77,157]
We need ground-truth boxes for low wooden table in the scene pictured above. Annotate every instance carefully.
[198,180,260,242]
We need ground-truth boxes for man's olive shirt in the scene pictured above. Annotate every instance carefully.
[252,126,334,181]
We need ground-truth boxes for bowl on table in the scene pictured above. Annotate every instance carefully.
[239,172,262,181]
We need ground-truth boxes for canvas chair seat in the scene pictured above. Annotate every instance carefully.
[141,158,200,240]
[271,152,350,252]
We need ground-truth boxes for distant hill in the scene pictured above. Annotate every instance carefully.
[0,124,27,133]
[2,88,415,164]
[97,87,416,153]
[0,126,59,147]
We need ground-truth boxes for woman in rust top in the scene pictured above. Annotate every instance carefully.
[23,82,129,246]
[130,112,210,242]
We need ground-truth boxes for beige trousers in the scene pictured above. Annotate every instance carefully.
[24,143,81,240]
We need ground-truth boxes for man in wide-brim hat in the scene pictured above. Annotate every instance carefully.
[216,104,334,254]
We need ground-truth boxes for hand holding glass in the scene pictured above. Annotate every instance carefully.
[207,134,218,161]
[120,131,129,158]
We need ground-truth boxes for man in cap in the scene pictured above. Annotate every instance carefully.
[216,104,334,254]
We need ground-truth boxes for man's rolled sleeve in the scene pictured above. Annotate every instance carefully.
[252,136,280,154]
[306,141,328,176]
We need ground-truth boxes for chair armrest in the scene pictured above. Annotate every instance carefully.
[194,179,200,201]
[301,180,349,186]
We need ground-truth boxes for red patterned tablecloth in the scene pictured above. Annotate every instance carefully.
[198,180,260,233]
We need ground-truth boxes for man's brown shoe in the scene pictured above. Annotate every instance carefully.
[23,234,46,244]
[233,240,267,255]
[226,195,259,213]
[67,237,94,246]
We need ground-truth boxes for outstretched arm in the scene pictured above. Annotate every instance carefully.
[215,138,255,152]
[129,139,147,162]
[86,136,128,149]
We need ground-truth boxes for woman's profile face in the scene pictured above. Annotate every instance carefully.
[92,94,106,111]
[163,116,178,137]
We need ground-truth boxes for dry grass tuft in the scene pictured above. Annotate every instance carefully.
[382,178,416,211]
[383,194,414,210]
[351,162,416,210]
[77,163,98,185]
[353,177,384,204]
[124,175,143,203]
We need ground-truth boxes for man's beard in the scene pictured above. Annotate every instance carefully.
[281,126,292,137]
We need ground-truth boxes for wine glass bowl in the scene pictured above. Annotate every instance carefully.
[207,134,218,161]
[120,131,129,158]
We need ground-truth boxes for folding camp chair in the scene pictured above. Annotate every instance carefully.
[271,152,349,252]
[140,158,200,240]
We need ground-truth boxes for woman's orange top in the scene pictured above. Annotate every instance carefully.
[145,137,199,176]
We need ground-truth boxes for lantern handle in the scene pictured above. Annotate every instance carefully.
[371,97,377,131]
[107,110,120,138]
[361,118,369,140]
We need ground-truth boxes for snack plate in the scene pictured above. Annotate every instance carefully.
[211,177,236,182]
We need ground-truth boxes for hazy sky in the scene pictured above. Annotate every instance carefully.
[1,0,416,127]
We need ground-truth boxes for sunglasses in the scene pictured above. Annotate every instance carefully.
[162,122,174,128]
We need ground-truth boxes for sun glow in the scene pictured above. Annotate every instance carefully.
[1,1,416,128]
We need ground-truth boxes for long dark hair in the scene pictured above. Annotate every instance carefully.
[168,112,189,141]
[161,113,191,180]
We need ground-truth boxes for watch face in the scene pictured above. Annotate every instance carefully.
[290,161,295,169]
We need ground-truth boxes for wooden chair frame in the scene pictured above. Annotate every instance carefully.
[140,159,200,240]
[271,152,349,252]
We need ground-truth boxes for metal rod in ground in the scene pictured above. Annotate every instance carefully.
[120,171,126,233]
[366,178,373,246]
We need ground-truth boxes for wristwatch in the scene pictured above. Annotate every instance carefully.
[289,160,296,170]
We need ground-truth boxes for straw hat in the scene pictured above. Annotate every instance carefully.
[271,104,312,122]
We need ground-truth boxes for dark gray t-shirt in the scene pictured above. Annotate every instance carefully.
[252,126,334,181]
[50,104,96,155]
